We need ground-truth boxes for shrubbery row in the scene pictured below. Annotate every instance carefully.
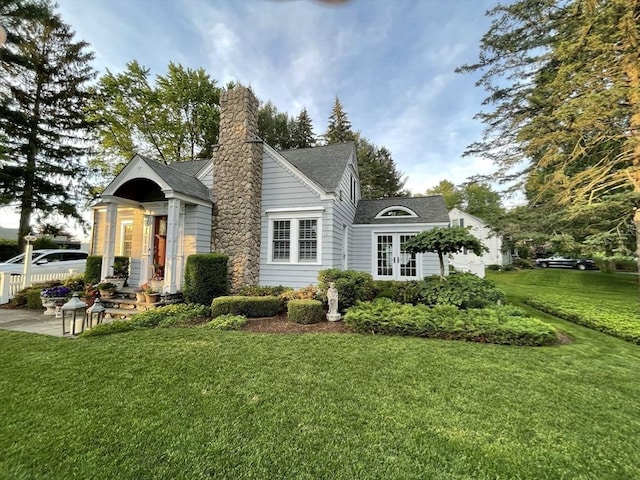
[344,299,558,346]
[210,296,281,318]
[524,294,640,344]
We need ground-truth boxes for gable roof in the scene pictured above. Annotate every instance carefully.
[136,155,211,202]
[278,142,355,193]
[354,196,449,224]
[169,158,210,177]
[449,207,488,225]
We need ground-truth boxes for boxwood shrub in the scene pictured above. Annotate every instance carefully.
[204,314,248,330]
[318,269,376,311]
[288,299,323,324]
[344,298,557,346]
[421,272,506,308]
[373,280,423,304]
[183,253,229,305]
[85,255,129,285]
[210,296,281,318]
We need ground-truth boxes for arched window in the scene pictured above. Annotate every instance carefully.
[375,206,418,218]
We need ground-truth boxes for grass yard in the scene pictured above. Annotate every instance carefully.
[2,296,640,480]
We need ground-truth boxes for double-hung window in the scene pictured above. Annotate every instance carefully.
[267,208,323,265]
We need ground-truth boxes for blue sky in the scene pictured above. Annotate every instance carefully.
[2,0,501,233]
[57,0,498,194]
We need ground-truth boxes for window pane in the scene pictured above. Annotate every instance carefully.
[122,223,133,257]
[273,220,290,261]
[399,234,417,277]
[298,219,317,261]
[377,235,393,276]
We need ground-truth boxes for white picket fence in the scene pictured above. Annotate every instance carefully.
[0,271,80,304]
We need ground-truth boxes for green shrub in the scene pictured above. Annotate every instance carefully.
[288,299,324,324]
[513,258,534,269]
[421,272,506,308]
[279,285,320,310]
[9,281,60,308]
[501,264,516,271]
[0,240,20,261]
[130,303,210,328]
[85,256,102,284]
[525,294,640,344]
[79,320,135,337]
[487,264,502,271]
[344,299,557,346]
[26,289,44,309]
[318,269,376,311]
[373,280,422,305]
[63,275,86,293]
[237,285,289,297]
[204,314,247,330]
[183,253,229,305]
[210,296,281,318]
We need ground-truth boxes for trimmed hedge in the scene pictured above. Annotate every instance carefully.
[85,255,129,285]
[525,294,640,344]
[288,299,323,324]
[318,269,376,311]
[183,253,229,305]
[344,299,558,346]
[204,314,247,330]
[421,272,506,308]
[211,296,281,318]
[373,280,423,305]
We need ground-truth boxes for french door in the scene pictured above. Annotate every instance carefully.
[374,233,419,280]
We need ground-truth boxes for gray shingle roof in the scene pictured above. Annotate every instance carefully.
[137,155,211,203]
[169,159,209,177]
[354,196,449,224]
[278,142,355,192]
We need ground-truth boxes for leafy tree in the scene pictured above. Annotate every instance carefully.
[404,227,487,280]
[0,1,96,248]
[426,180,464,210]
[290,107,316,149]
[257,101,294,150]
[427,180,504,224]
[89,61,221,177]
[324,96,355,144]
[458,0,640,273]
[356,135,407,198]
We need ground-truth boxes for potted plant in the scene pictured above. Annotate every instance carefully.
[135,285,146,303]
[144,284,160,304]
[105,258,129,289]
[40,285,72,316]
[97,281,117,299]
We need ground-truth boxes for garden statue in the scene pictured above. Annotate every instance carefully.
[327,282,341,322]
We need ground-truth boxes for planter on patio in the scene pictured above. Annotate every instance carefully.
[40,297,67,316]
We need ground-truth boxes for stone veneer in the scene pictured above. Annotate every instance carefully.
[212,86,263,292]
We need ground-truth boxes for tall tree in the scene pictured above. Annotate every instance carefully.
[257,101,294,150]
[426,180,464,210]
[356,135,407,199]
[290,107,316,149]
[0,1,96,248]
[324,96,355,144]
[458,0,640,272]
[427,180,504,224]
[89,61,221,177]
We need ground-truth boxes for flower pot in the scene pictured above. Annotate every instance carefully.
[144,293,160,304]
[106,278,126,289]
[99,289,115,299]
[136,292,146,303]
[41,297,67,316]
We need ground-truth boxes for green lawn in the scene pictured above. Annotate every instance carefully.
[1,271,639,479]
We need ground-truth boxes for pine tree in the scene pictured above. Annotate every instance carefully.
[324,96,355,144]
[0,2,96,248]
[291,107,315,149]
[356,135,407,199]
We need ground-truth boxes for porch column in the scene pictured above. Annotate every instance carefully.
[164,198,182,294]
[101,202,118,280]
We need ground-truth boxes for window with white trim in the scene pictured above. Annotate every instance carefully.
[120,221,133,257]
[267,210,322,264]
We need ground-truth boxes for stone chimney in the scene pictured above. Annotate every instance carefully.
[212,85,263,292]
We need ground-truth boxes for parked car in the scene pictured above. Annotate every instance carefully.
[535,256,597,271]
[0,249,88,276]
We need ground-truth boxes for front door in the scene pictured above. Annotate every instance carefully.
[153,216,167,279]
[374,233,419,280]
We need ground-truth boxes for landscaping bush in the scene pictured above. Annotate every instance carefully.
[513,258,535,269]
[80,320,135,337]
[487,264,502,271]
[318,269,376,311]
[204,314,247,330]
[279,285,319,308]
[85,256,102,284]
[288,299,324,324]
[8,281,61,308]
[130,303,210,328]
[237,285,289,297]
[210,296,281,318]
[344,299,557,346]
[183,253,229,305]
[63,275,86,293]
[421,272,506,308]
[525,294,640,344]
[373,280,423,304]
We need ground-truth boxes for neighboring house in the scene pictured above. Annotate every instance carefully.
[90,86,450,293]
[448,207,512,277]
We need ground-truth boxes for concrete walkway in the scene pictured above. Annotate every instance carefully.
[0,307,90,337]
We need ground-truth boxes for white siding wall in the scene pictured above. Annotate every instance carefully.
[259,149,335,288]
[183,204,212,256]
[449,208,510,269]
[331,161,358,269]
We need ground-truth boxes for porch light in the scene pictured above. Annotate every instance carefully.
[61,294,88,336]
[85,298,106,329]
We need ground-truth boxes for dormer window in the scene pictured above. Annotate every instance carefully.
[375,206,418,218]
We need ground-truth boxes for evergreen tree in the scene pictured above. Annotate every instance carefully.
[324,96,355,144]
[290,107,315,149]
[0,1,96,248]
[356,135,407,199]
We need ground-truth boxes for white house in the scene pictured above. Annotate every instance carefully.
[448,207,512,277]
[89,86,450,293]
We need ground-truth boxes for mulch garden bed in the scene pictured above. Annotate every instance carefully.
[242,314,351,334]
